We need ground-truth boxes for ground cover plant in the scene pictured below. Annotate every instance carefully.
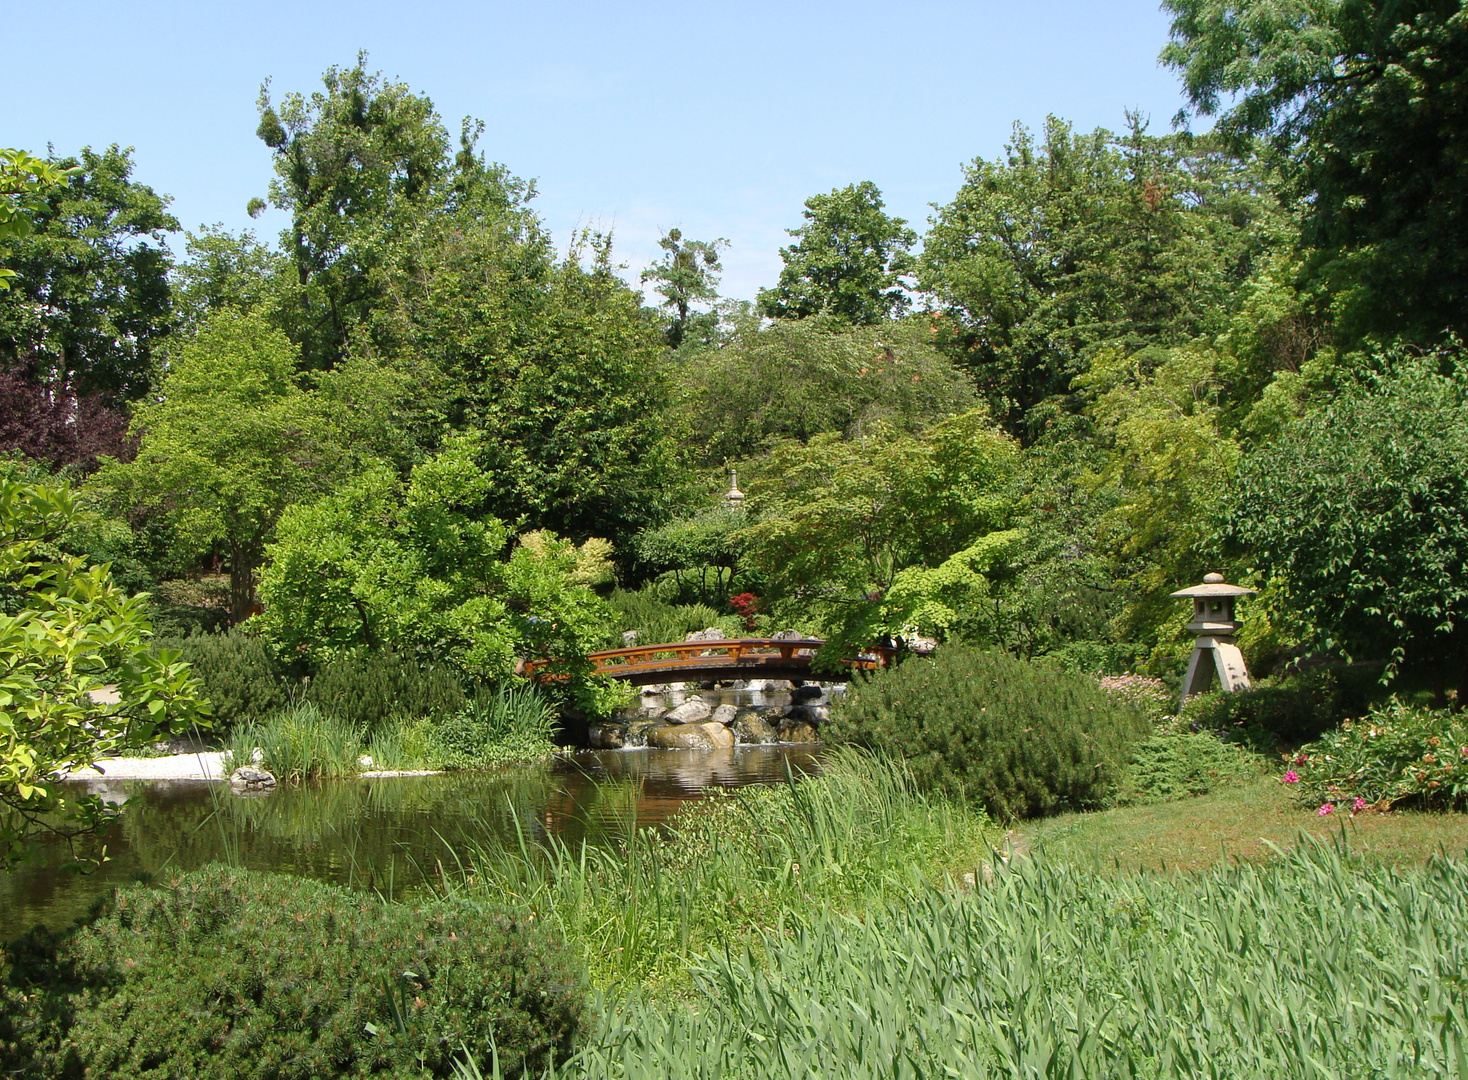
[0,865,587,1079]
[826,646,1150,818]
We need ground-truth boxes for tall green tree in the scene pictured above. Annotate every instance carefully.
[254,55,516,369]
[258,434,621,713]
[171,226,288,336]
[364,215,677,548]
[0,145,177,402]
[670,315,978,469]
[921,117,1284,434]
[94,311,397,623]
[1162,0,1468,343]
[1228,348,1468,699]
[758,181,916,325]
[640,228,727,349]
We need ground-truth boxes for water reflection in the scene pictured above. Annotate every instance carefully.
[0,745,821,941]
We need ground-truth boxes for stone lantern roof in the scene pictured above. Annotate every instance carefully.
[1169,572,1256,600]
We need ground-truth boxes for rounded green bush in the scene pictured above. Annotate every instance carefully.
[2,866,588,1079]
[826,646,1149,819]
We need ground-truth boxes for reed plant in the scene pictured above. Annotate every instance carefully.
[430,684,558,770]
[223,702,365,782]
[453,749,995,991]
[489,834,1468,1079]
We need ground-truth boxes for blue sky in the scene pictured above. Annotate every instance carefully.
[8,1,1189,301]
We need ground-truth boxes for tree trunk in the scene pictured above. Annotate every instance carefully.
[227,543,258,627]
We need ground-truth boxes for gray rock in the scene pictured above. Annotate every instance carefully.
[684,627,727,642]
[640,683,668,696]
[732,709,778,744]
[588,724,625,749]
[700,722,736,749]
[771,629,805,641]
[648,723,720,750]
[665,696,713,724]
[622,630,640,647]
[229,766,276,793]
[803,704,830,724]
[791,684,824,702]
[710,703,739,725]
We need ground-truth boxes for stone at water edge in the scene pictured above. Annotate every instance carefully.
[229,766,277,793]
[648,723,720,750]
[732,709,778,744]
[699,722,736,749]
[665,697,713,724]
[780,721,820,744]
[640,684,669,696]
[710,704,738,725]
[589,724,625,749]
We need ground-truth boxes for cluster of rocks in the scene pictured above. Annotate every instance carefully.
[588,686,829,751]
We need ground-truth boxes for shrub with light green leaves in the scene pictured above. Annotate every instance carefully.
[0,865,588,1079]
[1288,699,1468,812]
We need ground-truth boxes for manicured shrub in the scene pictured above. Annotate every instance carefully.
[154,630,287,730]
[1287,699,1468,812]
[826,646,1150,819]
[1,865,589,1079]
[1117,731,1266,805]
[305,650,467,735]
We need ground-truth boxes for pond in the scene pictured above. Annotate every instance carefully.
[0,745,822,942]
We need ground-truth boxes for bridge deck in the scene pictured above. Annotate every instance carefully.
[523,637,894,687]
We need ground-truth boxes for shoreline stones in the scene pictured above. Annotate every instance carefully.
[590,687,835,751]
[229,766,276,793]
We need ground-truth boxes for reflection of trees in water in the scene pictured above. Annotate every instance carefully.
[4,749,826,939]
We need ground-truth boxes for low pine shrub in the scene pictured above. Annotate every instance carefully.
[306,650,467,734]
[1286,699,1468,812]
[826,646,1150,819]
[153,630,286,730]
[0,865,588,1079]
[1117,731,1267,805]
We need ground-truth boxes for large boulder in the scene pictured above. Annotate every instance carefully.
[732,709,779,744]
[648,723,720,750]
[588,724,624,750]
[779,721,821,744]
[700,722,736,748]
[665,696,713,724]
[710,703,738,725]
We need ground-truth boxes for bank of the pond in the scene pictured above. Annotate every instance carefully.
[1,746,824,941]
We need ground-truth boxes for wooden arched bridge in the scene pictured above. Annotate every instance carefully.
[522,637,906,687]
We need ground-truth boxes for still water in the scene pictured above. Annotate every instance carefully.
[0,746,822,942]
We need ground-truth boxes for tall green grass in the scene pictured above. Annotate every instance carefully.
[222,702,364,782]
[475,835,1468,1079]
[453,749,996,991]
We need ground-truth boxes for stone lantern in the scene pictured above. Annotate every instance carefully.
[1170,572,1256,706]
[724,470,745,508]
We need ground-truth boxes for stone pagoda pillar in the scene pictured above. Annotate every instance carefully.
[1171,572,1257,707]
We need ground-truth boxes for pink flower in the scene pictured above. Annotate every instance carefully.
[1283,771,1300,783]
[1318,803,1335,816]
[1353,797,1368,812]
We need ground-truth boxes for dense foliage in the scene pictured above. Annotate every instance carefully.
[0,475,204,867]
[826,647,1150,818]
[0,865,588,1078]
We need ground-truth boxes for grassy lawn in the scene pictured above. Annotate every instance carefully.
[1021,776,1468,872]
